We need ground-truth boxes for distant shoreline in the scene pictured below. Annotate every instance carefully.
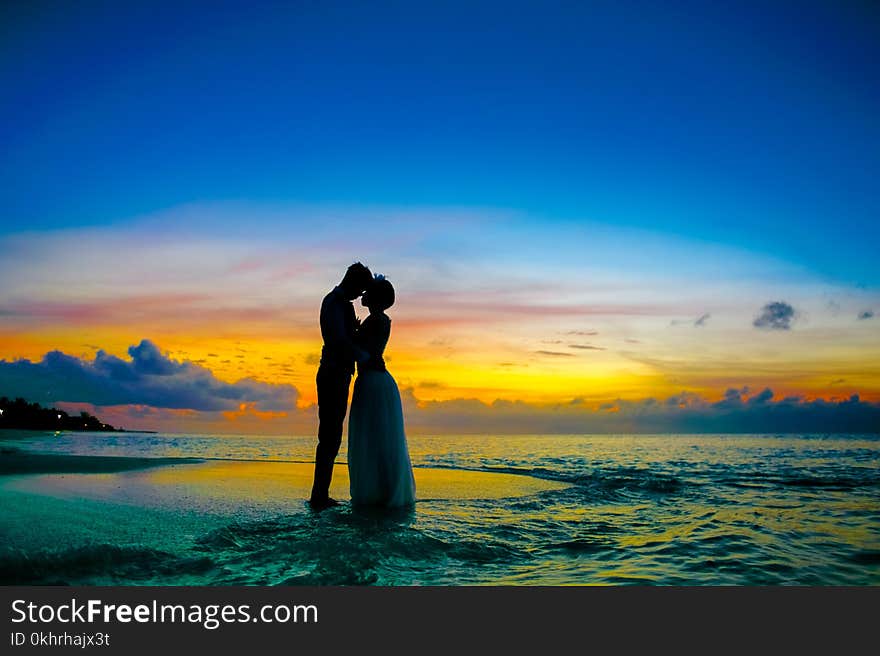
[0,397,158,433]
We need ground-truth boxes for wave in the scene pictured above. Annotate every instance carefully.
[469,464,687,496]
[0,544,216,585]
[190,511,528,585]
[718,468,879,491]
[426,460,878,501]
[0,451,203,476]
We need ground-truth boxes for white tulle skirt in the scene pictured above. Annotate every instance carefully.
[347,370,416,507]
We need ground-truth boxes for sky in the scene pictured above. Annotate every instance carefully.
[1,1,878,433]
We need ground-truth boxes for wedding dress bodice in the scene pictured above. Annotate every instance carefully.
[357,313,390,372]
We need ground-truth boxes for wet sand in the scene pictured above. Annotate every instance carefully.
[0,453,568,584]
[0,449,202,475]
[1,455,567,517]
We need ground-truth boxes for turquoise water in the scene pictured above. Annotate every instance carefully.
[1,432,879,585]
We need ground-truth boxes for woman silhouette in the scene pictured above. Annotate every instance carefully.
[346,275,416,507]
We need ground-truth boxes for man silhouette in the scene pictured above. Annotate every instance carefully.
[309,262,374,509]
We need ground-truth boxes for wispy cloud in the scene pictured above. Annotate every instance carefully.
[670,313,712,327]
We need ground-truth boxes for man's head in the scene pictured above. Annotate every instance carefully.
[339,262,373,300]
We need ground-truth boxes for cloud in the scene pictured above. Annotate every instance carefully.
[670,313,711,327]
[13,366,878,435]
[401,388,880,434]
[534,350,574,357]
[568,344,606,350]
[718,386,750,406]
[753,301,796,330]
[748,388,774,404]
[0,340,298,411]
[858,310,874,320]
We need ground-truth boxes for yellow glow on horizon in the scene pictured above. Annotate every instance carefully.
[3,317,880,413]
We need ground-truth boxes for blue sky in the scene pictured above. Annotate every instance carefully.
[2,1,879,286]
[1,1,879,433]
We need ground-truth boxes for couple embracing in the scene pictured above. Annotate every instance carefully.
[309,262,416,511]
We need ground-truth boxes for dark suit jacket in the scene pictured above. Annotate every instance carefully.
[319,286,361,375]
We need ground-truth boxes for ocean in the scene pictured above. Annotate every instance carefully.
[1,431,878,585]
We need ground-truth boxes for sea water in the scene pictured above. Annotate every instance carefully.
[0,432,878,585]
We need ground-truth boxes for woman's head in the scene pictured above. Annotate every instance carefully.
[362,275,395,312]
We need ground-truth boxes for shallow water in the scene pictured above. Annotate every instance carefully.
[1,432,878,585]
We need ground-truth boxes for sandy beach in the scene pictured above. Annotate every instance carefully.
[0,450,566,509]
[0,449,569,584]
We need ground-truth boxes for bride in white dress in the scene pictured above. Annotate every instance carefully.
[347,275,416,507]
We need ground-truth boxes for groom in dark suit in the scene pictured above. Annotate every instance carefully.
[309,262,374,509]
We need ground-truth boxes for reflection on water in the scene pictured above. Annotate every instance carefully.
[0,432,878,585]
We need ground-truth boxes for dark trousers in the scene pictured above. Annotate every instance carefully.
[310,364,352,502]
